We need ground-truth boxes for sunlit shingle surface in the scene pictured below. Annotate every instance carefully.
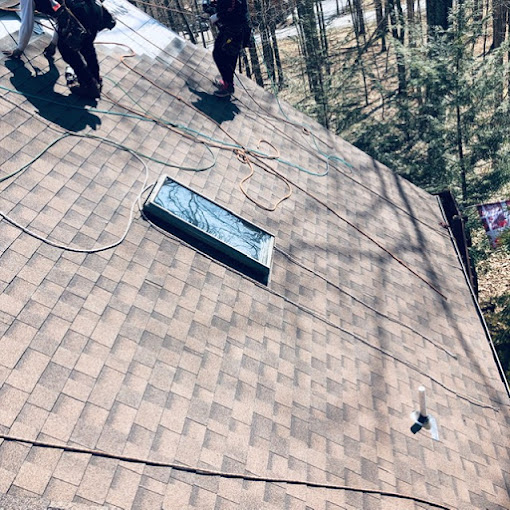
[0,3,508,509]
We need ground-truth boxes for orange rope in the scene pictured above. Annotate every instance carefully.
[94,41,448,299]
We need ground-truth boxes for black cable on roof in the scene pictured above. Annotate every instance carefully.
[0,46,499,408]
[109,13,451,239]
[97,29,450,300]
[0,433,452,510]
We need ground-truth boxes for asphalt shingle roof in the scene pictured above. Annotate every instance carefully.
[0,3,509,509]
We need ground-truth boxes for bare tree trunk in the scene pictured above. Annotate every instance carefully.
[388,0,407,95]
[316,0,331,74]
[347,0,369,104]
[416,0,423,30]
[406,0,415,46]
[261,26,276,83]
[270,27,285,88]
[473,0,482,22]
[352,0,366,35]
[174,0,196,43]
[240,50,250,78]
[426,0,452,32]
[454,12,467,202]
[507,11,510,92]
[294,9,309,93]
[457,107,467,200]
[374,0,387,51]
[296,0,328,125]
[491,0,508,50]
[253,0,276,84]
[262,0,285,88]
[190,0,207,48]
[406,0,415,23]
[248,35,264,86]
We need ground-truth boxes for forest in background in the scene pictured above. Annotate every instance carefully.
[129,0,510,380]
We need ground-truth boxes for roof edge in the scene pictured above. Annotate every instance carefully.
[436,191,510,400]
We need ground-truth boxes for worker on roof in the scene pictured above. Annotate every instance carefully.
[206,0,251,98]
[2,0,114,99]
[2,0,58,59]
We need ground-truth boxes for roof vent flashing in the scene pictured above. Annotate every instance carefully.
[410,386,439,441]
[143,175,274,285]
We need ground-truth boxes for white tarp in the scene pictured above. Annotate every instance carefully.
[0,0,179,59]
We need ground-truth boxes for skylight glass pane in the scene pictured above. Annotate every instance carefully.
[144,175,274,284]
[154,179,273,264]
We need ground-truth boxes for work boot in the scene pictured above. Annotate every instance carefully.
[70,78,101,99]
[44,42,57,58]
[214,81,234,97]
[65,66,77,87]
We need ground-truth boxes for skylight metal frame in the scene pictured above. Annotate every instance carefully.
[143,174,275,285]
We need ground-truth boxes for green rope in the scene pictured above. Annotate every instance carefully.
[0,132,70,183]
[0,71,347,180]
[253,49,353,176]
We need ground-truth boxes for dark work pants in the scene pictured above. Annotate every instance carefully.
[213,28,241,87]
[58,30,100,87]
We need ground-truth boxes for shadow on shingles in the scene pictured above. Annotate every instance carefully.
[188,85,240,125]
[4,56,101,132]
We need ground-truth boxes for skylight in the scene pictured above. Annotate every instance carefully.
[143,175,274,284]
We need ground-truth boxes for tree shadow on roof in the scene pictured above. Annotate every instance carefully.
[4,56,101,132]
[188,86,240,125]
